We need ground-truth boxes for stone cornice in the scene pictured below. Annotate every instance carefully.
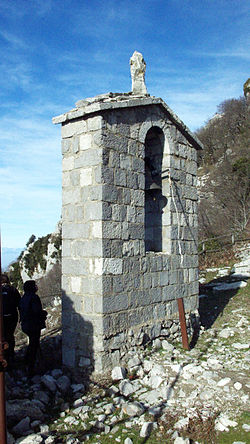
[52,93,203,150]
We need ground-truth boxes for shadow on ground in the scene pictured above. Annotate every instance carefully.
[198,274,249,330]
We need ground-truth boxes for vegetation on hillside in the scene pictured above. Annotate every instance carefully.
[196,94,249,242]
[9,230,62,294]
[23,234,51,276]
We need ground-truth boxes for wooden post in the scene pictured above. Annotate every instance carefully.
[177,298,190,351]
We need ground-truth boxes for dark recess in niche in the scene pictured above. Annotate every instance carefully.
[145,126,166,252]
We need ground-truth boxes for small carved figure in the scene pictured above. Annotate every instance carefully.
[130,51,148,95]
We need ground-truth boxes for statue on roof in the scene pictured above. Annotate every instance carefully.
[130,51,148,95]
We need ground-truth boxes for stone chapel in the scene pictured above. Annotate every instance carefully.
[53,51,203,374]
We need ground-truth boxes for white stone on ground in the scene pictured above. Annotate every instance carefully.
[140,421,154,437]
[122,401,145,417]
[217,377,231,387]
[174,436,190,443]
[212,281,247,292]
[124,438,134,444]
[112,366,127,380]
[16,435,44,444]
[215,414,238,432]
[219,328,234,338]
[232,442,246,444]
[233,343,249,350]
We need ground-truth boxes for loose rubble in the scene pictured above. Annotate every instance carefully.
[5,318,249,443]
[5,248,250,443]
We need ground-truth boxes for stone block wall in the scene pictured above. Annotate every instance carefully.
[54,95,201,374]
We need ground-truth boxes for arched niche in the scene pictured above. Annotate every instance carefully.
[145,126,167,252]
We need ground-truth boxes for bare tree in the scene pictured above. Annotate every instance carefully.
[197,96,250,241]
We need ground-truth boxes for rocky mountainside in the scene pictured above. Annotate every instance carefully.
[196,91,249,242]
[9,222,62,303]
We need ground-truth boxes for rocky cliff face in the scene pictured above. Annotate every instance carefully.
[9,221,62,293]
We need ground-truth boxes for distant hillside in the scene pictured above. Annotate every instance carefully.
[196,91,249,242]
[1,247,23,271]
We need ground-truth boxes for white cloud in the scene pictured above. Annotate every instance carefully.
[0,109,61,248]
[0,30,27,48]
[190,47,250,62]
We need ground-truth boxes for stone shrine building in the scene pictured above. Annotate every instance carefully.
[53,52,203,374]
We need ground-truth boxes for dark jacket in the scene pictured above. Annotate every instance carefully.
[2,284,21,321]
[20,291,43,335]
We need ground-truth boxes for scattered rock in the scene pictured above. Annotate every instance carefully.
[217,377,231,387]
[174,438,190,444]
[5,250,250,443]
[232,343,249,350]
[122,401,145,417]
[71,383,84,393]
[152,338,162,349]
[128,356,141,369]
[232,442,246,444]
[199,389,214,401]
[51,369,63,379]
[41,375,57,392]
[219,328,234,338]
[119,380,134,397]
[16,434,44,444]
[6,400,45,426]
[12,416,31,435]
[162,340,175,352]
[140,421,154,437]
[56,375,71,394]
[112,366,127,381]
[212,281,247,292]
[215,414,238,432]
[174,417,189,429]
[124,438,133,444]
[7,431,15,444]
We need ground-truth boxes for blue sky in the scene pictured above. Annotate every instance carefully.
[0,0,249,250]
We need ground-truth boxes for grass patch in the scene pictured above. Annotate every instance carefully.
[201,270,220,283]
[211,280,250,330]
[217,410,250,443]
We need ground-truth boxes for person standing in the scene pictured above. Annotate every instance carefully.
[1,274,21,365]
[19,280,47,376]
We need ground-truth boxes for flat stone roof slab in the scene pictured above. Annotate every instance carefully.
[52,93,203,151]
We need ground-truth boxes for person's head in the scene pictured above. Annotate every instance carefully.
[23,280,38,293]
[1,274,10,285]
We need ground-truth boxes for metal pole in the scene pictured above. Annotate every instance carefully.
[177,297,190,351]
[0,232,7,444]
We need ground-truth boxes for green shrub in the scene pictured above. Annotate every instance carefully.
[23,234,50,277]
